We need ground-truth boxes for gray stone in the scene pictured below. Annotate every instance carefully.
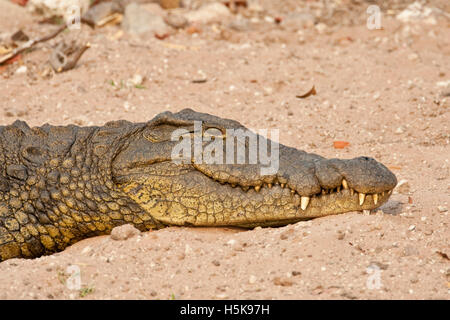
[396,179,410,194]
[110,224,141,241]
[122,3,169,35]
[184,2,230,24]
[229,17,249,31]
[165,13,188,29]
[82,1,123,26]
[281,12,316,31]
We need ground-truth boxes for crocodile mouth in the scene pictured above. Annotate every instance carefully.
[213,178,392,212]
[115,161,395,227]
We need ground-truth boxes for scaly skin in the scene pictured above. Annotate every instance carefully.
[0,109,397,261]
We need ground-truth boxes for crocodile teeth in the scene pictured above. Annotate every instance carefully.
[359,193,366,206]
[242,186,249,192]
[321,189,326,195]
[337,186,341,192]
[255,185,261,192]
[301,196,310,210]
[342,179,349,189]
[350,188,354,196]
[291,189,295,194]
[281,183,285,188]
[373,194,378,205]
[268,183,272,189]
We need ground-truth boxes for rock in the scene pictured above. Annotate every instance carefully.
[82,1,123,26]
[403,245,418,256]
[264,16,274,23]
[229,17,249,31]
[180,0,194,10]
[336,230,345,240]
[126,74,144,88]
[11,30,29,42]
[184,244,193,254]
[29,0,90,19]
[212,260,220,266]
[122,3,169,35]
[15,65,27,75]
[248,0,264,13]
[248,275,257,284]
[184,2,230,24]
[396,1,437,25]
[396,179,410,194]
[279,228,294,240]
[408,53,419,61]
[395,127,404,134]
[110,224,141,240]
[436,80,450,88]
[315,22,327,34]
[142,3,166,17]
[81,245,92,254]
[370,261,389,270]
[273,276,294,286]
[281,12,315,31]
[437,206,448,213]
[165,12,188,29]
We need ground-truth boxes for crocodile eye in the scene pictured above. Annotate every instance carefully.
[143,124,188,142]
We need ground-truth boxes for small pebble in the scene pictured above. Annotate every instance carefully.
[184,244,193,255]
[126,74,144,88]
[395,127,404,134]
[396,179,410,194]
[165,13,188,29]
[408,53,419,61]
[15,65,27,74]
[110,224,141,241]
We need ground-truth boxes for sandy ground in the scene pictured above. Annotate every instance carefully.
[0,0,449,299]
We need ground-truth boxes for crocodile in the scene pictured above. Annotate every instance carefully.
[0,109,397,261]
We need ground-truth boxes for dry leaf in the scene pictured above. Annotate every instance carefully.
[155,32,170,40]
[333,141,350,149]
[11,0,28,6]
[186,25,202,34]
[296,85,316,98]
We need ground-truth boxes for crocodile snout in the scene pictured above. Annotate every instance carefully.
[314,156,397,194]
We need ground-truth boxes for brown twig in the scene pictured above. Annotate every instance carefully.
[0,24,67,65]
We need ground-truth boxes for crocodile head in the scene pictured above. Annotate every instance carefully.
[112,109,397,227]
